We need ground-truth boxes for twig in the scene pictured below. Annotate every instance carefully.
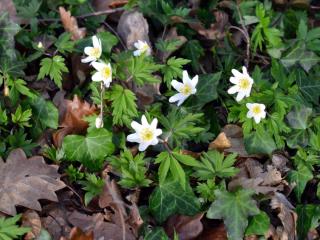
[235,5,251,68]
[102,21,128,50]
[39,7,124,22]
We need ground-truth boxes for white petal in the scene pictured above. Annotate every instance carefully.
[84,47,93,56]
[236,91,246,102]
[127,133,140,143]
[169,93,185,103]
[227,85,239,95]
[182,70,190,84]
[231,69,243,78]
[242,66,248,75]
[92,61,106,71]
[260,104,266,110]
[131,121,142,132]
[150,118,158,129]
[155,129,162,137]
[229,77,239,84]
[246,103,253,109]
[261,111,266,119]
[81,56,95,63]
[92,72,103,82]
[151,138,159,145]
[134,42,140,49]
[177,97,186,106]
[141,115,148,126]
[138,142,149,151]
[254,115,261,124]
[133,50,141,56]
[92,36,100,49]
[103,79,111,88]
[191,75,198,87]
[246,110,253,118]
[171,80,183,91]
[191,88,197,94]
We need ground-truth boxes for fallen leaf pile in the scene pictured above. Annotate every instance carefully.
[0,149,65,215]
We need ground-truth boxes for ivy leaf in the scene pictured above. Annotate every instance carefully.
[181,40,204,71]
[244,127,277,155]
[63,128,115,171]
[144,227,169,240]
[288,164,313,201]
[109,84,138,126]
[37,55,68,88]
[207,189,260,240]
[296,69,320,104]
[27,96,59,138]
[245,211,270,236]
[286,106,312,130]
[161,57,190,88]
[149,180,200,223]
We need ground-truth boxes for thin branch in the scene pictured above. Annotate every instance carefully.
[102,21,127,50]
[39,7,124,22]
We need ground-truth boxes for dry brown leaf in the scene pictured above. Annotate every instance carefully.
[165,214,204,240]
[53,95,97,147]
[135,82,161,108]
[68,211,135,240]
[59,7,86,41]
[22,210,42,240]
[189,11,229,41]
[228,159,286,195]
[196,224,228,240]
[0,149,65,215]
[60,227,94,240]
[209,132,231,151]
[117,10,150,49]
[98,175,143,238]
[270,192,297,240]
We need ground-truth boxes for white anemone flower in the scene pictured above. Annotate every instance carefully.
[91,62,112,88]
[133,40,151,57]
[246,103,266,124]
[81,35,102,63]
[95,115,104,129]
[169,70,198,106]
[228,66,254,102]
[127,115,162,151]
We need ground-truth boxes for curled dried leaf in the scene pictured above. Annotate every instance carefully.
[59,7,86,41]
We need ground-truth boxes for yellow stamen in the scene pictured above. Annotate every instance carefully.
[102,67,111,79]
[239,78,250,90]
[140,128,154,142]
[252,105,262,114]
[141,43,149,53]
[180,84,192,96]
[90,47,100,58]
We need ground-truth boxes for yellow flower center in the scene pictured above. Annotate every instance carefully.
[141,43,149,53]
[102,66,111,79]
[90,47,101,58]
[252,105,262,115]
[140,128,154,142]
[181,84,192,96]
[239,78,250,90]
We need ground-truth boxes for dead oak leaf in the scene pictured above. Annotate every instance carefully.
[165,213,204,240]
[53,95,97,147]
[59,7,86,41]
[60,227,94,240]
[0,149,65,215]
[21,210,42,240]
